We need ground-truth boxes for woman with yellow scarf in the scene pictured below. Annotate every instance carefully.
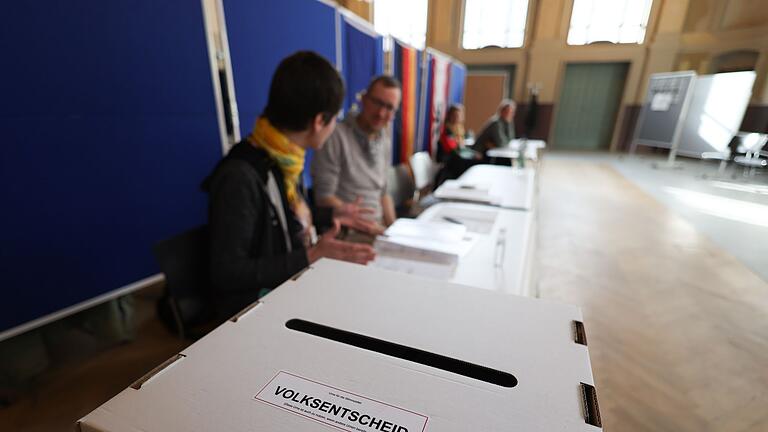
[203,52,378,320]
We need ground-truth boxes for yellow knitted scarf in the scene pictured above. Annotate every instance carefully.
[248,117,305,206]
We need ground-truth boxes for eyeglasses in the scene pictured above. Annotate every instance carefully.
[365,94,398,113]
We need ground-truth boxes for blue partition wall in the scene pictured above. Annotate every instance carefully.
[449,62,467,105]
[0,1,223,336]
[224,0,338,138]
[224,0,338,190]
[340,15,384,113]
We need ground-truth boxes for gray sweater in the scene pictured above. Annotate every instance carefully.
[311,114,391,221]
[474,115,515,155]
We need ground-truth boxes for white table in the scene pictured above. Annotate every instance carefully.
[434,165,536,211]
[372,203,536,296]
[487,139,546,166]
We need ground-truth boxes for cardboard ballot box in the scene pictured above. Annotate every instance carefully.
[78,259,602,431]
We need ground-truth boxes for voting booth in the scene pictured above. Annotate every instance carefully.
[78,259,601,431]
[631,70,756,161]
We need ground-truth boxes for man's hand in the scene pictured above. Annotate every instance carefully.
[381,194,396,227]
[335,196,386,235]
[307,220,376,265]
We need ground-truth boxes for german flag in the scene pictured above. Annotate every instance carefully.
[392,39,419,165]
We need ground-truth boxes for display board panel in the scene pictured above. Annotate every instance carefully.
[0,0,223,339]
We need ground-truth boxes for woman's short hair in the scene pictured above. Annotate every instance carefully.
[263,51,344,131]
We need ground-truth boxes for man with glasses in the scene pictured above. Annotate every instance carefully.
[311,75,401,229]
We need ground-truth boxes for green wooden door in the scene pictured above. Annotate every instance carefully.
[553,63,628,150]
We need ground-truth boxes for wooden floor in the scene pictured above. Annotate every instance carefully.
[0,293,188,432]
[1,159,767,431]
[537,159,768,431]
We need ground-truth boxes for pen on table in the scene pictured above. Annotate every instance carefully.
[494,227,507,268]
[442,216,464,225]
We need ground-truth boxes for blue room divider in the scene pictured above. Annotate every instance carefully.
[223,0,338,190]
[449,62,467,106]
[0,1,223,338]
[340,12,385,113]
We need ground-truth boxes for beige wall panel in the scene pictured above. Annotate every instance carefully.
[337,0,372,22]
[683,0,714,32]
[675,52,710,73]
[721,0,768,31]
[533,0,565,42]
[454,49,526,65]
[656,0,691,34]
[428,0,457,46]
[527,48,561,102]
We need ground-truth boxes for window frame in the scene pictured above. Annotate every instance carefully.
[565,0,655,46]
[373,0,429,50]
[460,0,534,51]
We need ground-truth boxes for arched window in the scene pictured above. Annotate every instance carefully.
[374,0,428,49]
[462,0,530,49]
[567,0,653,45]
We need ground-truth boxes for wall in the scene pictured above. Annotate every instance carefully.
[337,0,372,22]
[423,0,768,150]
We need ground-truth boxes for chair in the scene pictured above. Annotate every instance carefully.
[153,225,216,340]
[386,164,416,218]
[701,149,731,176]
[409,151,438,200]
[733,132,768,177]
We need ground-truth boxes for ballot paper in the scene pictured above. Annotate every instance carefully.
[651,92,673,111]
[433,180,501,205]
[383,218,467,243]
[424,205,499,234]
[371,219,477,277]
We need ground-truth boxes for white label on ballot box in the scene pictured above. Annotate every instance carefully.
[255,371,429,432]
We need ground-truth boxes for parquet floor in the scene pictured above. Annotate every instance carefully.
[537,159,768,431]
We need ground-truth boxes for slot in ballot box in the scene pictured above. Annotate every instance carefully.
[434,165,536,211]
[78,259,602,432]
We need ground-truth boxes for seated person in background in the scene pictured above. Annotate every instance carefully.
[437,104,467,162]
[202,51,377,319]
[473,99,516,155]
[435,104,482,186]
[311,76,401,229]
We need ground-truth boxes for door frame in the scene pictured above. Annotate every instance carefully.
[466,64,517,100]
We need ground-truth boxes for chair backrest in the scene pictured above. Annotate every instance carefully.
[410,151,436,191]
[153,225,212,331]
[737,132,768,156]
[386,164,415,209]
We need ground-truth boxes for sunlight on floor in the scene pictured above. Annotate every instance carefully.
[664,187,768,228]
[708,180,768,196]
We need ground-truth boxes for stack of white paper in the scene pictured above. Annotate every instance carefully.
[433,180,500,205]
[372,219,476,277]
[424,206,499,234]
[383,218,467,242]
